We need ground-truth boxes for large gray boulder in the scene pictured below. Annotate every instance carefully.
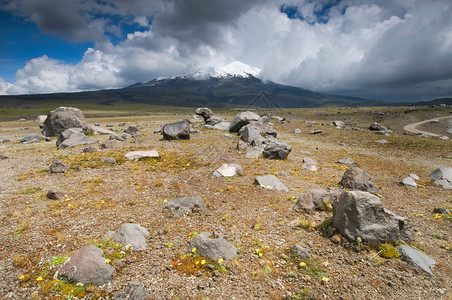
[240,125,262,144]
[112,223,150,251]
[293,188,341,213]
[195,107,214,121]
[42,107,87,137]
[332,191,412,243]
[339,167,378,195]
[254,174,289,192]
[165,196,204,215]
[56,128,95,149]
[162,121,190,140]
[239,121,277,138]
[263,141,292,160]
[229,111,261,132]
[56,245,115,285]
[188,232,238,260]
[397,245,436,275]
[429,167,452,189]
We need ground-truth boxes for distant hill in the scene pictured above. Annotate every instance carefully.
[415,97,452,106]
[0,75,386,109]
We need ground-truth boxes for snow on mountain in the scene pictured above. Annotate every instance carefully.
[157,61,261,81]
[212,61,261,78]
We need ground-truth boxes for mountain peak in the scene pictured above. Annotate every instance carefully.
[213,61,261,78]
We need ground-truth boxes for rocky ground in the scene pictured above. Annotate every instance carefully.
[0,106,451,299]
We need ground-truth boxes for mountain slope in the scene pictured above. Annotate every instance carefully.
[0,75,383,108]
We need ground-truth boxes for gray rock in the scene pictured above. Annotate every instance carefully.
[339,167,378,195]
[195,107,214,121]
[110,133,131,141]
[162,121,190,140]
[112,223,150,250]
[154,123,168,133]
[57,128,95,149]
[369,122,389,133]
[212,122,231,131]
[293,128,301,134]
[18,118,26,122]
[332,191,412,243]
[49,159,69,173]
[240,125,262,144]
[293,188,341,213]
[186,115,205,124]
[310,130,323,135]
[375,139,388,144]
[254,175,289,192]
[34,115,47,123]
[21,134,42,144]
[302,157,318,171]
[401,176,417,188]
[240,121,277,138]
[123,126,139,135]
[236,140,248,151]
[263,141,292,160]
[429,167,452,189]
[47,188,69,200]
[42,107,87,137]
[333,120,345,128]
[397,245,435,275]
[0,154,9,160]
[213,164,244,178]
[245,145,265,158]
[290,245,310,260]
[336,158,357,166]
[409,174,420,180]
[188,231,238,260]
[125,150,159,160]
[112,280,146,300]
[56,245,115,285]
[205,116,226,126]
[100,157,117,164]
[165,196,204,214]
[229,111,261,132]
[84,125,115,135]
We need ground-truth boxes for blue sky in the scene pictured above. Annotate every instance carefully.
[1,0,452,102]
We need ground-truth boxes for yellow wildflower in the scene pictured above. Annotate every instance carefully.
[201,259,206,265]
[105,259,110,264]
[218,258,224,264]
[435,214,441,219]
[299,262,306,267]
[192,248,196,253]
[195,261,200,265]
[18,275,25,280]
[322,277,329,282]
[36,276,43,281]
[324,262,329,267]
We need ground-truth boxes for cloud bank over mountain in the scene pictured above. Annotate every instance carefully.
[1,0,451,101]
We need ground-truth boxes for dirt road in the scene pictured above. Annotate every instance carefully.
[403,115,452,136]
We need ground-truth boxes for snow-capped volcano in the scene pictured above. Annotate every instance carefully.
[161,61,261,80]
[212,61,261,78]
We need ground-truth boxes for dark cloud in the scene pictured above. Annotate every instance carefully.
[153,0,263,46]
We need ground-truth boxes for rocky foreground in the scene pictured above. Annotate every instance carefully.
[0,106,451,299]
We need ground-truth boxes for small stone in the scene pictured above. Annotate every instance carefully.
[401,176,417,188]
[125,150,159,160]
[254,174,289,192]
[49,159,69,174]
[100,157,116,164]
[213,164,244,178]
[397,245,436,275]
[291,245,310,260]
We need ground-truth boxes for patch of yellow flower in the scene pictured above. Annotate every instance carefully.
[35,276,43,281]
[218,258,224,264]
[322,277,329,282]
[192,248,196,253]
[18,275,25,280]
[299,262,306,267]
[435,214,441,219]
[201,259,206,265]
[105,259,111,264]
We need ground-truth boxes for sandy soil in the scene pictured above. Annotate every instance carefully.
[0,110,451,299]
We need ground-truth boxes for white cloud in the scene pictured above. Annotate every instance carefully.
[1,0,452,101]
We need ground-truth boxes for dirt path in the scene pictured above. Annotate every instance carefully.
[403,115,452,136]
